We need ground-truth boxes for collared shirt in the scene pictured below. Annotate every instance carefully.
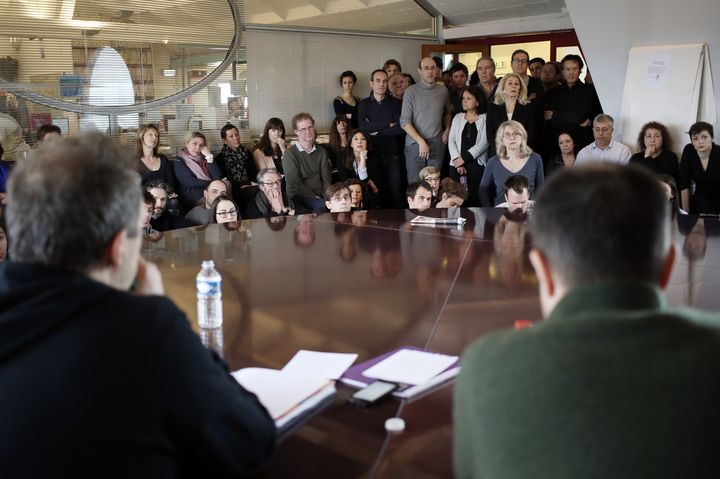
[295,142,317,154]
[575,140,632,166]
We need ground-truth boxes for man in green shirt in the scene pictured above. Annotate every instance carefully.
[455,164,720,478]
[281,112,331,213]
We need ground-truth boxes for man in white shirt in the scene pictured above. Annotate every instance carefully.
[495,174,534,213]
[575,114,632,165]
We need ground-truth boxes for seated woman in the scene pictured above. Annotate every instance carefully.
[480,120,544,207]
[327,115,351,176]
[136,124,177,191]
[419,166,441,206]
[333,71,360,128]
[336,130,379,208]
[253,117,287,174]
[630,121,679,185]
[436,178,468,208]
[680,121,720,214]
[545,131,577,177]
[346,178,365,210]
[173,131,223,211]
[210,194,240,224]
[448,85,489,207]
[486,73,535,157]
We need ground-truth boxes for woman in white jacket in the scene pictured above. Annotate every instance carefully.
[448,85,489,207]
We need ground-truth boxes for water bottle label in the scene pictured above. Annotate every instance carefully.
[197,279,221,295]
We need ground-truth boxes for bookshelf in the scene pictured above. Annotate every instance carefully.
[71,41,155,102]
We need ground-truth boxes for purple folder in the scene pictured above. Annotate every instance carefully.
[339,346,461,399]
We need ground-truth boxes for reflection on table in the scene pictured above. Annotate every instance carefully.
[144,209,720,478]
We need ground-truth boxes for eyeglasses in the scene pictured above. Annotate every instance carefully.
[512,58,529,64]
[296,125,315,133]
[216,209,237,218]
[503,132,522,138]
[424,176,440,183]
[262,179,282,187]
[331,194,351,202]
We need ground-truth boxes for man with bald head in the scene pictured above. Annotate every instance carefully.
[185,179,228,225]
[399,56,452,183]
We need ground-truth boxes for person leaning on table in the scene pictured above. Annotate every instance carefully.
[0,132,275,478]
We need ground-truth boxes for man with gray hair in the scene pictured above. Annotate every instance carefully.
[574,114,631,165]
[0,133,275,476]
[246,167,293,218]
[455,164,720,478]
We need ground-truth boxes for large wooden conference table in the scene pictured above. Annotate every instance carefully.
[142,209,720,478]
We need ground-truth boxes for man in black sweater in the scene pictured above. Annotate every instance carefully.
[0,133,275,478]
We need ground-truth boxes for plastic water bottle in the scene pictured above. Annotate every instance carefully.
[197,260,223,329]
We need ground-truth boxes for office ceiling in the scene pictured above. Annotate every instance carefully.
[245,0,568,32]
[424,0,567,26]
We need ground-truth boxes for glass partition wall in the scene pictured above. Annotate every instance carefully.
[0,0,244,157]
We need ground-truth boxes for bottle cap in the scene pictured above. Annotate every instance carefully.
[514,319,533,330]
[385,417,405,433]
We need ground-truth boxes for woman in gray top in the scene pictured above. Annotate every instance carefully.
[479,120,544,206]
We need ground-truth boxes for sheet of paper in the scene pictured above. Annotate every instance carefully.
[363,349,458,385]
[281,350,358,380]
[232,368,330,420]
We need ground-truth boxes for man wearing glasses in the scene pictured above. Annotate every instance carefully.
[510,49,545,153]
[246,168,294,218]
[281,112,332,214]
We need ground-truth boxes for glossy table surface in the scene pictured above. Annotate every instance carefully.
[142,209,720,479]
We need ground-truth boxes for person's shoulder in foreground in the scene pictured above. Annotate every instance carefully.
[454,163,720,479]
[0,132,275,478]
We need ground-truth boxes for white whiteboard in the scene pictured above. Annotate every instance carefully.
[619,44,716,154]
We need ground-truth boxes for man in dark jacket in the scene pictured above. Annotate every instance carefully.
[0,133,275,478]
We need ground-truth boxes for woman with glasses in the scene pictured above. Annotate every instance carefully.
[680,121,720,214]
[253,117,287,174]
[486,73,535,157]
[210,194,239,224]
[419,166,441,206]
[479,120,544,207]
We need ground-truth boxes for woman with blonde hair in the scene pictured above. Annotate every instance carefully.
[479,120,544,206]
[486,73,535,156]
[173,131,223,211]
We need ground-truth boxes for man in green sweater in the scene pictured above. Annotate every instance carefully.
[455,164,720,478]
[282,112,331,213]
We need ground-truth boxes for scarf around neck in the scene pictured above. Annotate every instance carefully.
[178,148,211,180]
